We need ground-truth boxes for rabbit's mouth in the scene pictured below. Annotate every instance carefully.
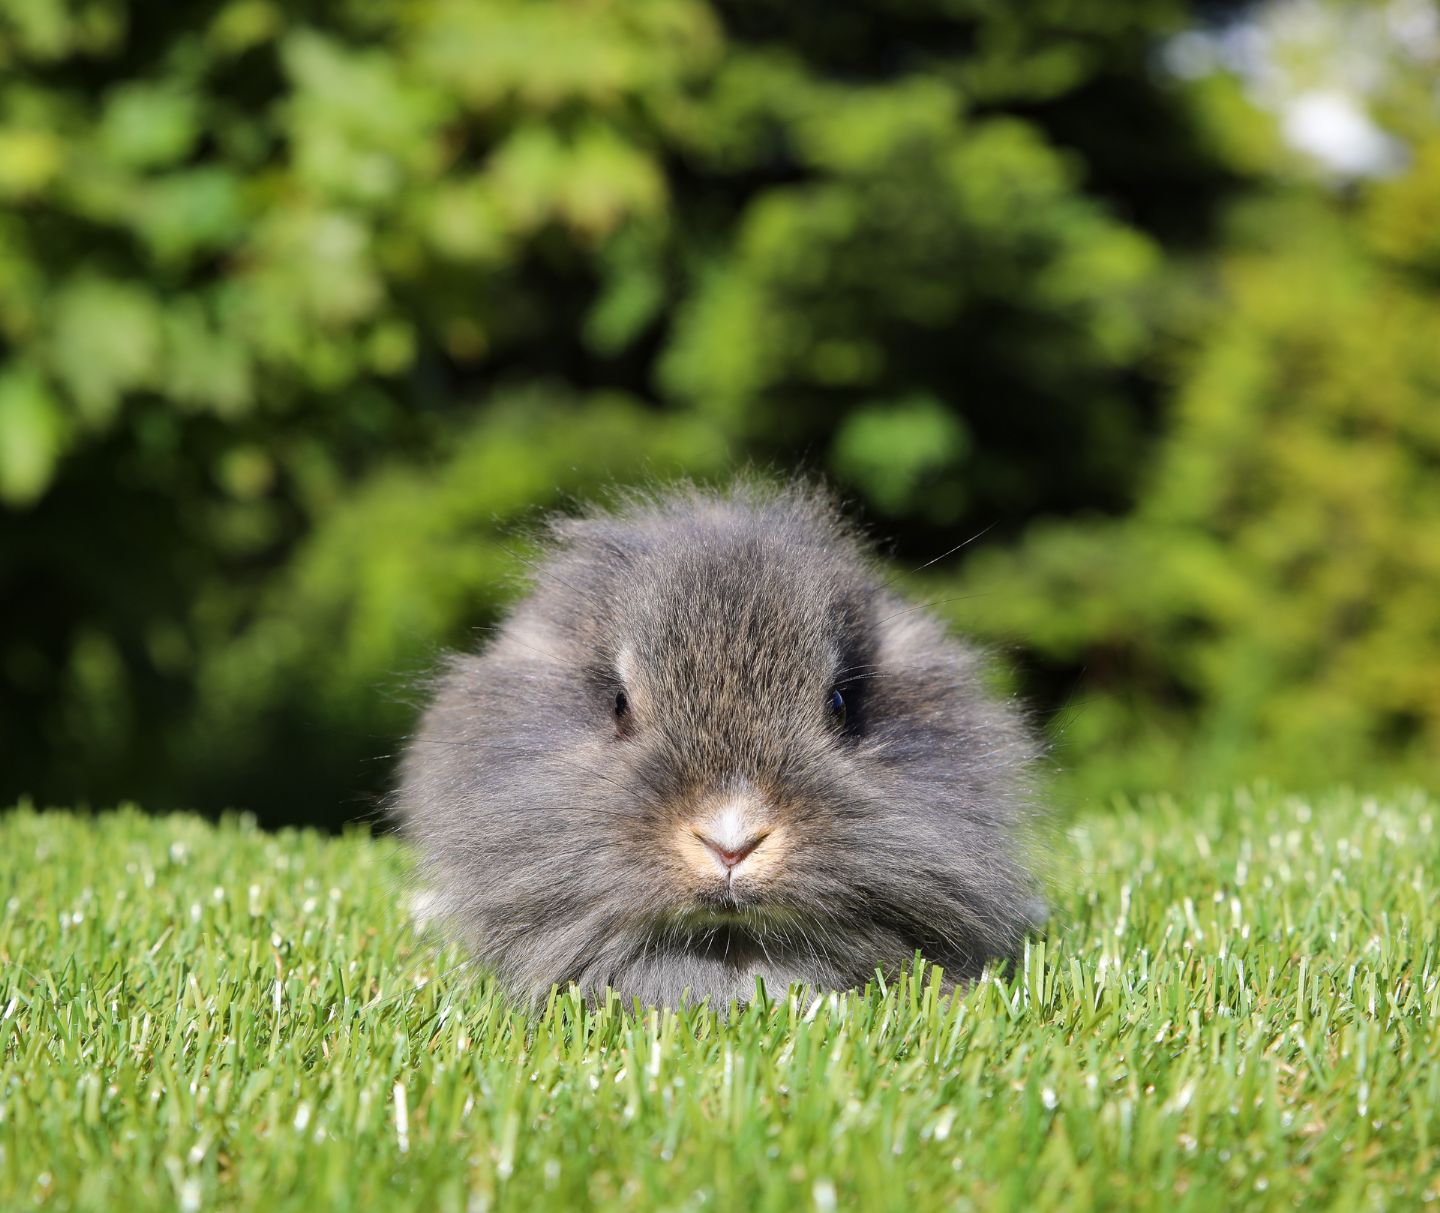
[645,906,853,986]
[658,902,808,934]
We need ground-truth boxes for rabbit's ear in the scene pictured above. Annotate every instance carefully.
[547,515,600,545]
[872,597,941,665]
[548,515,652,567]
[870,595,989,700]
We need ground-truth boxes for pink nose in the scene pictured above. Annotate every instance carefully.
[699,832,766,871]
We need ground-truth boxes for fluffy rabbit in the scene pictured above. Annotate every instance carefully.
[397,483,1044,1008]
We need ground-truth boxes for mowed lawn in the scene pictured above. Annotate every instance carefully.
[2,789,1437,1212]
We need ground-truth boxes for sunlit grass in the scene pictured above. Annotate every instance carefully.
[2,788,1437,1211]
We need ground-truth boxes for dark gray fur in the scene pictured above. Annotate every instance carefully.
[397,483,1044,1009]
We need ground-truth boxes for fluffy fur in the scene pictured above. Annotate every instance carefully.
[397,483,1044,1008]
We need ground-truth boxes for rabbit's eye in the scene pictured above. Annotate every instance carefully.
[828,688,846,726]
[611,688,635,739]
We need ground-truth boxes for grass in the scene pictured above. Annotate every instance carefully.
[2,788,1437,1212]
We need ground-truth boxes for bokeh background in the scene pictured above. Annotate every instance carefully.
[2,0,1437,829]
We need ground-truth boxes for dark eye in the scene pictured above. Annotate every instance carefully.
[828,688,846,725]
[614,689,629,720]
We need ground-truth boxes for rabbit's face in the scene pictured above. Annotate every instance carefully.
[399,486,1042,1009]
[590,545,874,928]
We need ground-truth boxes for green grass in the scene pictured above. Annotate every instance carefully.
[3,789,1438,1212]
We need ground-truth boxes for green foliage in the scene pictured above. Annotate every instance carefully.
[830,395,970,522]
[7,1,1433,818]
[1,0,1220,821]
[956,178,1440,797]
[4,786,1438,1209]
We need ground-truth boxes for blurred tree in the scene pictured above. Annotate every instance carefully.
[952,6,1440,798]
[0,0,1239,822]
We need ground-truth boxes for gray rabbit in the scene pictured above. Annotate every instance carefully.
[397,483,1045,1008]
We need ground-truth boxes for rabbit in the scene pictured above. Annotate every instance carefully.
[395,482,1046,1009]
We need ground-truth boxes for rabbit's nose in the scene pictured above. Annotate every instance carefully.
[680,788,782,880]
[698,831,767,872]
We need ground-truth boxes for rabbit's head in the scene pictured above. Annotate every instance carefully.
[398,484,1043,1008]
